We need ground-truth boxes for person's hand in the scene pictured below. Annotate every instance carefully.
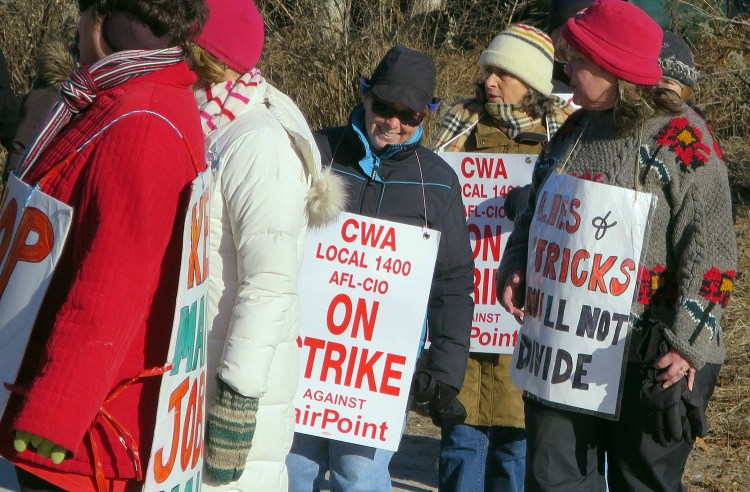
[13,431,67,464]
[411,371,466,427]
[499,271,525,324]
[654,349,695,390]
[204,377,258,484]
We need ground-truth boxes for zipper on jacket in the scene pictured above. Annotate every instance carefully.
[358,179,369,212]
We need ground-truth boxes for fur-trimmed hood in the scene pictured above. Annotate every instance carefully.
[250,82,345,226]
[305,165,346,227]
[33,39,76,89]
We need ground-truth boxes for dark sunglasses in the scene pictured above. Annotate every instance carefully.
[370,97,426,127]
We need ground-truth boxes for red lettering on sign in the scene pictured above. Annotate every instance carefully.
[380,353,406,396]
[571,250,590,287]
[0,205,54,297]
[473,268,498,305]
[470,326,518,347]
[460,156,508,179]
[610,259,636,296]
[530,239,635,295]
[315,243,369,268]
[588,254,617,293]
[299,336,406,396]
[467,224,502,262]
[326,294,379,341]
[341,218,396,251]
[536,192,581,233]
[295,404,390,441]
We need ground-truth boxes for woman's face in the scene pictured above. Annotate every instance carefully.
[363,94,422,151]
[564,48,618,110]
[484,67,529,105]
[77,7,106,65]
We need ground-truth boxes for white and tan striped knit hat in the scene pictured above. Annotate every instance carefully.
[479,24,555,96]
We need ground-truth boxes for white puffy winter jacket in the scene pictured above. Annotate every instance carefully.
[202,81,341,492]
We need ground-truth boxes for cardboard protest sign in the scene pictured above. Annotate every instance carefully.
[295,212,439,451]
[441,152,534,354]
[511,172,655,418]
[143,172,211,491]
[0,174,73,417]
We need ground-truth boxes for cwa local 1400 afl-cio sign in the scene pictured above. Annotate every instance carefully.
[440,152,534,354]
[294,212,439,451]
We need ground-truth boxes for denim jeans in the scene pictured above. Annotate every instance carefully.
[439,424,526,492]
[286,432,394,492]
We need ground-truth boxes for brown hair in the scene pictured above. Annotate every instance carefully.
[78,0,208,48]
[475,81,558,120]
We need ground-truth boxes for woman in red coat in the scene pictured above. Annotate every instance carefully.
[0,1,208,491]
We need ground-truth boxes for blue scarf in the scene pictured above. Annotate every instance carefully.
[350,105,423,182]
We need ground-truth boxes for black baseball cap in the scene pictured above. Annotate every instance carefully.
[547,0,593,31]
[365,45,437,113]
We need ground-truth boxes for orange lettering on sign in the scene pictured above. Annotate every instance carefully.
[154,377,189,483]
[188,192,209,288]
[0,206,54,297]
[153,372,206,483]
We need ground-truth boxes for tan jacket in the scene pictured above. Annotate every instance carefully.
[462,114,546,155]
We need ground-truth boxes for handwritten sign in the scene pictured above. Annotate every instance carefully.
[143,173,212,491]
[0,174,73,417]
[440,152,534,354]
[294,212,439,451]
[511,172,655,418]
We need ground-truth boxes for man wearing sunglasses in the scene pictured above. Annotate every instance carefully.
[287,45,475,491]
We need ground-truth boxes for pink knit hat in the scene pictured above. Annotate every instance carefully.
[562,0,663,85]
[196,0,265,73]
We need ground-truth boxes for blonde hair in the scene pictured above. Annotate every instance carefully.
[188,44,226,85]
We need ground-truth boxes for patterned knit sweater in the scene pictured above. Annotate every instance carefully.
[498,107,736,369]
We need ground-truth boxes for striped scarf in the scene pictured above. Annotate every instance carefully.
[194,69,265,135]
[17,47,185,178]
[431,96,574,153]
[485,103,544,140]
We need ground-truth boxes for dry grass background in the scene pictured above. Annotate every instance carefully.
[0,0,748,489]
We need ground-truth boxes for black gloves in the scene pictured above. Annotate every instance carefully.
[504,184,531,221]
[641,377,682,446]
[641,375,707,446]
[682,384,708,441]
[411,370,466,427]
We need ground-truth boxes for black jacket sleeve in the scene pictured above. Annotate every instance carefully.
[424,168,475,392]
